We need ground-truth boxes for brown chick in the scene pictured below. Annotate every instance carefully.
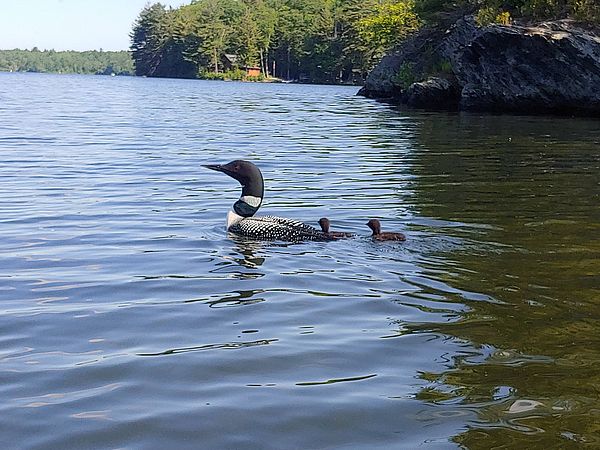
[366,219,406,241]
[318,217,355,238]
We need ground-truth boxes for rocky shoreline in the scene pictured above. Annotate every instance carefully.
[358,17,600,117]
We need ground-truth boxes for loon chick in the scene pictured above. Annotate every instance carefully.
[366,219,406,241]
[204,160,332,241]
[318,217,355,238]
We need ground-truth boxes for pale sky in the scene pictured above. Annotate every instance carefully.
[0,0,189,51]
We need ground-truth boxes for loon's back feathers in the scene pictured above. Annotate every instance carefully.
[229,216,332,241]
[204,160,332,241]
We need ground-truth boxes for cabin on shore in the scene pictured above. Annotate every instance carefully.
[223,54,261,77]
[245,66,261,77]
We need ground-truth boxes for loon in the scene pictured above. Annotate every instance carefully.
[204,160,333,241]
[366,219,406,241]
[318,217,355,238]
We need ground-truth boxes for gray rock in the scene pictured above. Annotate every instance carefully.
[404,77,460,109]
[359,17,600,116]
[358,26,447,100]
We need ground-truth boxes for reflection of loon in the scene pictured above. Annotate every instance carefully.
[204,160,332,241]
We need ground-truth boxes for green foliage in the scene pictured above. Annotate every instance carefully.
[414,0,466,22]
[496,11,512,24]
[392,62,416,88]
[476,7,512,25]
[356,1,421,64]
[4,0,597,83]
[200,69,234,80]
[519,0,562,19]
[130,3,171,76]
[129,0,423,83]
[198,68,265,81]
[570,0,600,22]
[0,49,133,75]
[511,0,600,21]
[246,73,267,82]
[432,59,453,75]
[415,0,600,23]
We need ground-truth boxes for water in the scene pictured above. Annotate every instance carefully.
[1,72,598,449]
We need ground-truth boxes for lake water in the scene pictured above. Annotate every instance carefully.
[1,72,599,449]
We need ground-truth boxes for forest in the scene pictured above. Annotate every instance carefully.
[0,0,597,81]
[0,48,133,75]
[130,0,600,83]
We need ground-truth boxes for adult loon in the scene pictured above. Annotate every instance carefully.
[204,160,332,241]
[366,219,406,241]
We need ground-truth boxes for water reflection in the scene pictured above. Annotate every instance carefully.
[207,239,267,280]
[296,373,378,386]
[2,74,598,449]
[205,290,266,308]
[403,112,600,447]
[229,237,267,269]
[137,338,277,356]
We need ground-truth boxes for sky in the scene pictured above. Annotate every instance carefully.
[0,0,189,51]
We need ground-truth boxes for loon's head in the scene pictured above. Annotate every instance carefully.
[203,160,264,217]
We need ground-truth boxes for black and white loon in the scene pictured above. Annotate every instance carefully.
[204,160,332,241]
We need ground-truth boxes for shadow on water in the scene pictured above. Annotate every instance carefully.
[398,112,600,447]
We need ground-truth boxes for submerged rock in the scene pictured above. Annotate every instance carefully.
[359,17,600,116]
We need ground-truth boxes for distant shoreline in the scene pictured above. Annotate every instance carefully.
[0,48,133,76]
[0,71,362,88]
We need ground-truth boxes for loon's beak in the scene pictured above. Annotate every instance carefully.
[203,163,237,179]
[203,164,224,173]
[203,161,247,185]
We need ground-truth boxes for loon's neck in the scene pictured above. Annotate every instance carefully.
[226,193,262,229]
[233,194,262,218]
[241,172,264,199]
[233,176,264,218]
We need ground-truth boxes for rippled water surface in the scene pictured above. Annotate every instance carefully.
[1,72,599,449]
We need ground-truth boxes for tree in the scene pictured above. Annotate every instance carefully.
[251,0,277,76]
[271,1,307,79]
[130,3,170,76]
[356,1,421,67]
[181,0,241,74]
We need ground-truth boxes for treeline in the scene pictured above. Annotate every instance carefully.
[416,0,600,25]
[130,0,420,83]
[0,49,134,75]
[3,0,594,81]
[130,0,599,83]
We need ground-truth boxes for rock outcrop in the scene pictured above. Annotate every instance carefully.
[358,17,600,116]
